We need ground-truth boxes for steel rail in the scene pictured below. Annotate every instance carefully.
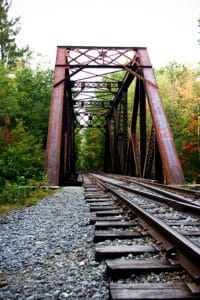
[103,173,200,203]
[89,173,200,280]
[115,182,200,214]
[115,178,200,209]
[92,174,200,214]
[125,178,200,202]
[118,174,200,199]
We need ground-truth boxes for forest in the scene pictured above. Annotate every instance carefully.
[0,0,199,207]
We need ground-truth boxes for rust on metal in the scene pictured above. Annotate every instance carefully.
[45,47,66,185]
[138,49,185,184]
[90,174,200,280]
[45,46,185,185]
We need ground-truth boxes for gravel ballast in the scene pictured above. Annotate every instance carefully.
[0,187,109,299]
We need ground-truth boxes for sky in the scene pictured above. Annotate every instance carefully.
[9,0,200,69]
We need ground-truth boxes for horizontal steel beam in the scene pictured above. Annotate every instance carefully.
[72,81,121,89]
[69,65,151,69]
[58,45,147,50]
[56,64,151,69]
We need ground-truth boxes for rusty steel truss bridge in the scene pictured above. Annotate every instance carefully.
[45,46,185,186]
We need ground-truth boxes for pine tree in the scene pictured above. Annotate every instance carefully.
[0,0,28,69]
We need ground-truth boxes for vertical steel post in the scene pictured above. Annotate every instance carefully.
[122,89,128,173]
[138,49,185,184]
[155,139,163,182]
[142,125,155,179]
[113,106,121,173]
[139,80,146,174]
[104,117,113,172]
[45,47,66,185]
[130,78,141,177]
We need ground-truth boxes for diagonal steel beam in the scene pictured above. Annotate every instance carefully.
[138,49,185,184]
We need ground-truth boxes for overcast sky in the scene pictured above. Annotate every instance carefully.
[10,0,200,68]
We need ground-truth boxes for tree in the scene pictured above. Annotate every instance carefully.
[181,113,200,183]
[0,63,53,188]
[0,0,29,69]
[75,125,105,171]
[0,119,45,184]
[15,67,53,146]
[156,62,200,182]
[0,62,19,130]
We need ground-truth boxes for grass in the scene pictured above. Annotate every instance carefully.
[0,187,56,216]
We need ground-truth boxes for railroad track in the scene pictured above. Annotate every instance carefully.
[83,173,200,300]
[102,173,200,206]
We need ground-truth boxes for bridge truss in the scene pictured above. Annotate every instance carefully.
[45,46,185,185]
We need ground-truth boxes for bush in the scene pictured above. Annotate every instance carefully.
[1,119,45,184]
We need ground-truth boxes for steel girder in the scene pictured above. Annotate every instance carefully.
[138,49,185,184]
[45,46,185,185]
[45,48,65,185]
[45,47,75,185]
[103,49,185,184]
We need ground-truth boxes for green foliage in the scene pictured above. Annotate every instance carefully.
[0,181,30,205]
[181,113,200,183]
[0,119,45,184]
[74,72,126,171]
[75,62,200,183]
[0,0,29,69]
[0,1,54,209]
[0,66,52,206]
[0,180,53,212]
[156,62,200,182]
[75,126,105,171]
[15,67,53,145]
[0,63,19,123]
[0,4,199,208]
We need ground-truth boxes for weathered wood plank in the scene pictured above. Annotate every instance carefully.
[84,187,102,194]
[95,221,137,228]
[106,259,181,278]
[95,245,157,260]
[92,216,124,221]
[86,199,113,203]
[83,184,97,188]
[110,282,194,299]
[85,193,109,199]
[90,202,114,206]
[94,230,143,242]
[85,188,100,190]
[177,230,200,236]
[90,206,117,212]
[167,221,200,226]
[96,210,123,216]
[90,216,125,225]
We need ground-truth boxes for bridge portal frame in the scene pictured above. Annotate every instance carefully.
[45,46,185,185]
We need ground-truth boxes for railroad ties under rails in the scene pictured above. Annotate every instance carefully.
[83,174,200,300]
